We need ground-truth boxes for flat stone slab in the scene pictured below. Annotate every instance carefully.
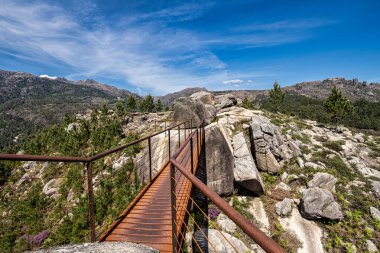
[28,242,159,253]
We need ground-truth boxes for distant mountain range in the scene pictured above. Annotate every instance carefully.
[0,70,137,149]
[1,69,379,150]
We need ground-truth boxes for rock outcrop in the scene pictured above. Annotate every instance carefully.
[275,198,293,217]
[279,209,324,253]
[205,124,234,195]
[190,91,215,105]
[215,94,237,110]
[370,206,380,220]
[307,172,337,191]
[232,132,264,194]
[172,97,216,127]
[250,116,299,173]
[300,187,343,220]
[30,242,159,253]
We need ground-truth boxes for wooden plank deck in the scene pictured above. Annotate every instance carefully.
[102,133,199,252]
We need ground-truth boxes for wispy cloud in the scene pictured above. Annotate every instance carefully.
[0,1,334,94]
[235,18,337,32]
[223,79,244,84]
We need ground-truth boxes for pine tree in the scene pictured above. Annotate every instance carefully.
[324,86,354,131]
[242,97,253,109]
[125,95,137,112]
[139,95,155,112]
[115,100,124,117]
[269,81,285,112]
[155,99,163,112]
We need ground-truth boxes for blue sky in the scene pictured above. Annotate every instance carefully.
[0,0,379,95]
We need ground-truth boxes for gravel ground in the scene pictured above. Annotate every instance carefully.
[27,242,159,253]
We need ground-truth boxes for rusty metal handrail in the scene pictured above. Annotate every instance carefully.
[169,121,285,253]
[170,159,285,253]
[0,119,191,243]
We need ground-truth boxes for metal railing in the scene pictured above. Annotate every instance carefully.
[169,122,285,253]
[0,119,194,244]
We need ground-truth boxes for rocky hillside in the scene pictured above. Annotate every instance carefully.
[173,91,380,252]
[0,70,137,150]
[283,77,380,102]
[0,90,379,252]
[213,77,380,102]
[156,87,208,105]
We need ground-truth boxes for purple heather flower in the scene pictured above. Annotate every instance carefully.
[208,208,221,220]
[30,230,49,246]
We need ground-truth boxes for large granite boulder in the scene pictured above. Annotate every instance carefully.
[190,91,215,105]
[250,116,286,173]
[300,187,343,220]
[232,132,264,194]
[172,97,216,127]
[205,124,234,195]
[249,115,302,174]
[215,94,237,110]
[307,172,337,191]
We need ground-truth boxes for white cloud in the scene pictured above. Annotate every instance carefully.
[223,79,244,85]
[40,74,57,79]
[0,1,324,94]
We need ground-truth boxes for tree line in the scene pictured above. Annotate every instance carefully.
[114,95,168,116]
[245,81,379,131]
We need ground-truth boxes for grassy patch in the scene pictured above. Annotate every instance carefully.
[312,151,355,182]
[322,140,345,152]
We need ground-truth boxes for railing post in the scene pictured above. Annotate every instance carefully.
[170,163,177,252]
[168,129,171,159]
[190,119,193,133]
[184,122,187,139]
[178,125,181,148]
[190,137,194,174]
[148,137,152,181]
[86,162,96,242]
[196,129,199,156]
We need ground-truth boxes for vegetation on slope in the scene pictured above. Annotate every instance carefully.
[0,105,144,252]
[261,92,380,131]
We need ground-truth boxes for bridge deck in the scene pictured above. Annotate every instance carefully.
[102,133,198,252]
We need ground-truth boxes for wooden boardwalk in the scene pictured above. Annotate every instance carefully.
[100,133,199,252]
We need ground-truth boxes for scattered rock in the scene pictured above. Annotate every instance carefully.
[297,157,305,169]
[217,214,237,233]
[304,162,325,170]
[22,161,36,171]
[276,182,291,192]
[276,198,293,217]
[301,187,343,220]
[232,132,264,194]
[112,155,129,171]
[370,206,380,220]
[365,239,378,252]
[281,172,288,182]
[307,172,337,191]
[370,180,380,198]
[205,124,234,195]
[65,122,81,133]
[354,133,364,143]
